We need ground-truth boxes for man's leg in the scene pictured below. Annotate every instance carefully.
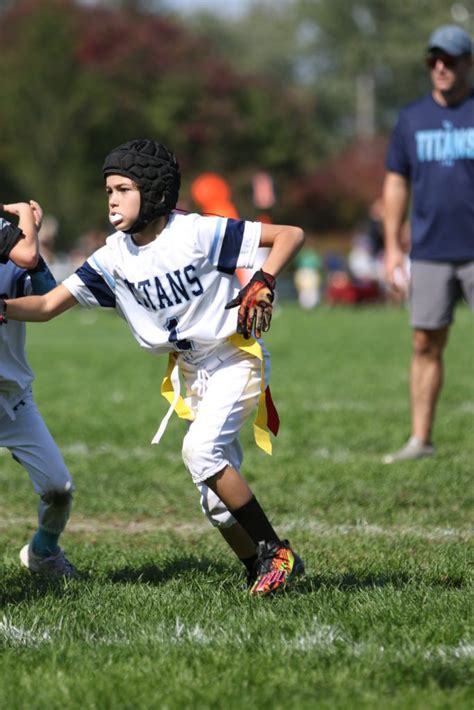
[410,326,449,443]
[384,260,455,463]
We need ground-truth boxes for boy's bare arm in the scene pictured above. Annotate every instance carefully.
[2,284,78,323]
[259,223,305,277]
[226,222,305,339]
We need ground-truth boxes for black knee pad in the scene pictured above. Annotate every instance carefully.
[41,489,73,508]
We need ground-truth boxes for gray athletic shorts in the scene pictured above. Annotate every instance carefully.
[410,260,474,329]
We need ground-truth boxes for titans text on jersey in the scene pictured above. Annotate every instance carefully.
[63,212,261,356]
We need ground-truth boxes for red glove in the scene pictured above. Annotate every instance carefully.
[225,269,276,339]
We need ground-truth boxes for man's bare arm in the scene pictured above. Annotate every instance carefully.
[383,172,410,290]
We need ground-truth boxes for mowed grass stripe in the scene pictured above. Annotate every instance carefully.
[0,513,472,541]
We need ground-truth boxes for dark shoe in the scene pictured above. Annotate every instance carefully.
[20,543,80,580]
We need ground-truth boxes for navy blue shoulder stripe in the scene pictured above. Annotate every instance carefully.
[217,219,245,274]
[76,262,116,308]
[14,270,29,297]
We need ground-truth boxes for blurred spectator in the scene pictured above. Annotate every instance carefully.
[324,242,382,306]
[37,215,72,282]
[294,248,321,309]
[252,171,275,212]
[325,269,381,305]
[348,233,379,283]
[324,251,346,275]
[69,229,107,271]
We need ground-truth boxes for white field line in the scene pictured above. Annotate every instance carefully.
[0,443,180,461]
[0,615,51,647]
[1,432,472,462]
[1,613,473,663]
[426,642,474,660]
[283,520,474,541]
[309,447,351,461]
[281,399,474,415]
[304,401,373,412]
[0,514,471,541]
[288,617,348,651]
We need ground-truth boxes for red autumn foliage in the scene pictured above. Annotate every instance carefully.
[288,136,388,229]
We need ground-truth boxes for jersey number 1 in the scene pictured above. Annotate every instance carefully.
[166,317,193,351]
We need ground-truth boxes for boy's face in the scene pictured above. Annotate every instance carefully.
[105,175,141,231]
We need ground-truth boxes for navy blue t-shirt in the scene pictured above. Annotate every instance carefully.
[386,91,474,261]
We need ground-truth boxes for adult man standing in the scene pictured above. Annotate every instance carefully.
[383,25,474,463]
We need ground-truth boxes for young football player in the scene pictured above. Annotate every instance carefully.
[1,139,304,595]
[0,201,77,579]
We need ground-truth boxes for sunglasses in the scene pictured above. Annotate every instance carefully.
[425,51,459,70]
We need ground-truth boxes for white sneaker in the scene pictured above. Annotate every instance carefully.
[383,437,435,464]
[19,543,79,580]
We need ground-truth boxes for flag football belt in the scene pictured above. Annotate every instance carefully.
[152,333,280,454]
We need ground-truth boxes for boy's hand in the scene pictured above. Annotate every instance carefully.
[29,200,43,230]
[1,201,43,230]
[225,269,276,339]
[1,202,22,217]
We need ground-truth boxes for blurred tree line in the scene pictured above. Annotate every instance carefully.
[0,0,470,247]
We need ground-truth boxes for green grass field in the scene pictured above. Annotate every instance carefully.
[0,303,472,709]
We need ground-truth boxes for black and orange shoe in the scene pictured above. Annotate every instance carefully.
[249,539,304,596]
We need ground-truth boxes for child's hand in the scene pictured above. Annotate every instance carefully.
[225,269,276,339]
[1,201,43,231]
[1,201,43,229]
[29,200,43,230]
[1,202,24,217]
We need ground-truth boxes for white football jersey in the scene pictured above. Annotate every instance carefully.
[0,261,35,410]
[63,212,261,359]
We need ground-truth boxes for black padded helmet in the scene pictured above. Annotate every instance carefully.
[103,138,181,232]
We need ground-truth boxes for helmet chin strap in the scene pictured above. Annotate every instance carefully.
[127,194,168,233]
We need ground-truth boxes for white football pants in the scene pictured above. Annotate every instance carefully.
[179,343,261,528]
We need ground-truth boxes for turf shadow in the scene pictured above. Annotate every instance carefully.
[0,571,80,606]
[293,571,466,593]
[107,555,232,586]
